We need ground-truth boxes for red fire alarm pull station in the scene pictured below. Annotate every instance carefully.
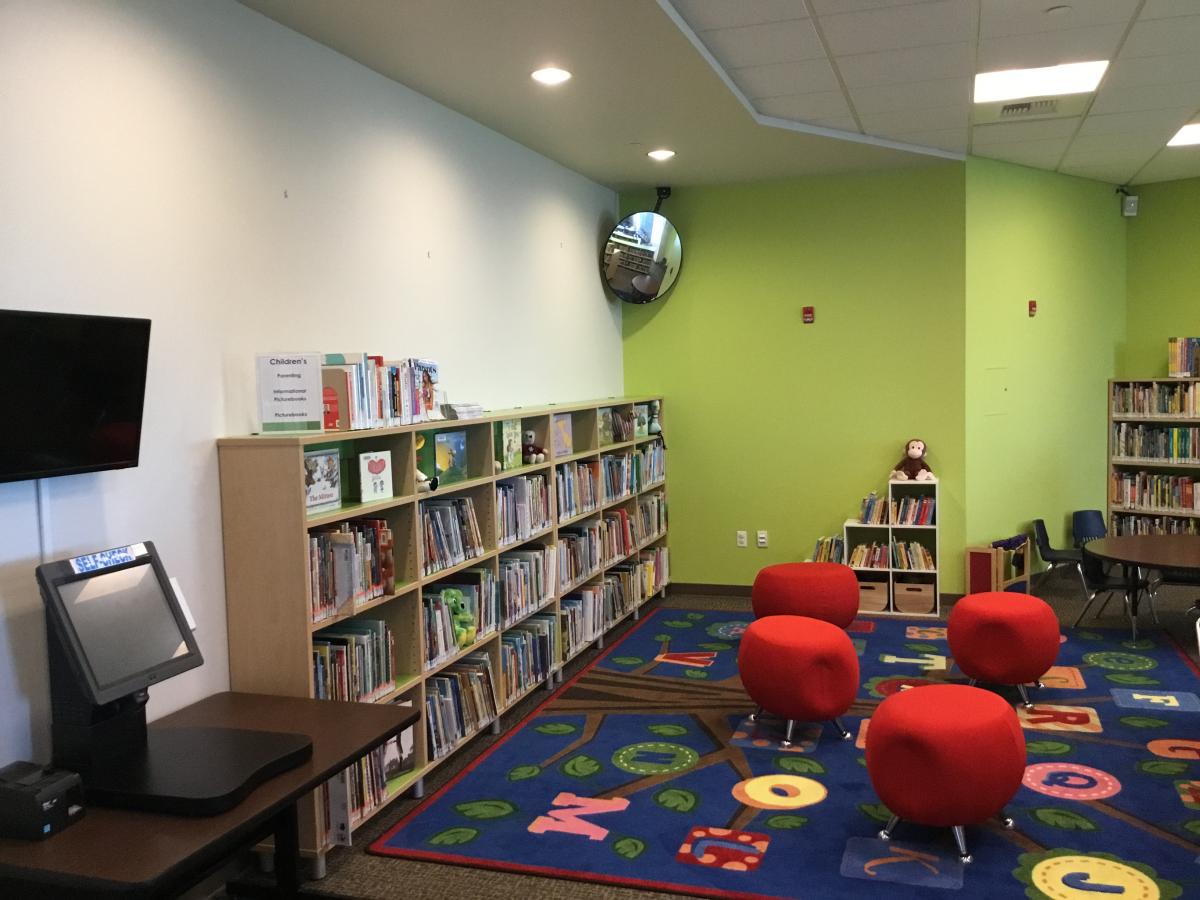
[1028,300,1037,318]
[802,306,815,324]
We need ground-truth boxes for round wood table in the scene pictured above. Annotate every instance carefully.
[1083,535,1200,638]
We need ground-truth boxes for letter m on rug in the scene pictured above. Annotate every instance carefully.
[528,793,630,841]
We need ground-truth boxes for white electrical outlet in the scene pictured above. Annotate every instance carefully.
[757,530,768,548]
[736,530,748,548]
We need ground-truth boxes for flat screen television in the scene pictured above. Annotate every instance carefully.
[0,310,151,484]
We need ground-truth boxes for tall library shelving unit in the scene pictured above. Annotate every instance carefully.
[842,480,939,617]
[216,396,669,867]
[1109,378,1200,534]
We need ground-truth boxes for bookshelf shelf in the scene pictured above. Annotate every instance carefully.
[306,494,416,528]
[217,395,668,861]
[841,480,939,616]
[1109,503,1200,519]
[500,675,550,713]
[1112,456,1200,467]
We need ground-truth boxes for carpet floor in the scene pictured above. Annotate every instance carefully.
[250,579,1200,899]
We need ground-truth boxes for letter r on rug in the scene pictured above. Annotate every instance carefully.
[527,793,630,840]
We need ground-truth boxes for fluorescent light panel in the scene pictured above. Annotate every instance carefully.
[647,149,675,161]
[973,60,1108,103]
[1168,123,1200,147]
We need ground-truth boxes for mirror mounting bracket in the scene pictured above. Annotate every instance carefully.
[653,186,671,214]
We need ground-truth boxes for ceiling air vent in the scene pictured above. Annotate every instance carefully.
[972,93,1089,125]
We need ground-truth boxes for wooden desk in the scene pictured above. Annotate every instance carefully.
[0,692,418,898]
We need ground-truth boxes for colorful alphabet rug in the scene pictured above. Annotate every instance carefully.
[371,608,1200,898]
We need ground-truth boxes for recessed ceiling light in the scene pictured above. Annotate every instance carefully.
[647,149,675,161]
[531,67,571,86]
[974,60,1108,103]
[1168,123,1200,147]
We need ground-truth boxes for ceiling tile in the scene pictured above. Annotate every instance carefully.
[1102,53,1200,89]
[1068,132,1173,156]
[859,103,968,135]
[810,0,945,13]
[672,0,807,31]
[1132,146,1200,183]
[1061,145,1153,168]
[1090,79,1200,114]
[838,42,973,87]
[1057,160,1139,183]
[805,116,862,132]
[850,76,971,115]
[977,24,1125,71]
[698,18,825,68]
[731,59,840,98]
[979,0,1138,40]
[1140,0,1200,19]
[755,91,854,121]
[886,127,968,153]
[974,138,1072,168]
[1120,15,1200,58]
[971,117,1081,147]
[817,0,975,57]
[1076,108,1194,137]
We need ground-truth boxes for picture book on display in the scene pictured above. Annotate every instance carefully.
[304,449,341,513]
[495,419,523,471]
[551,414,573,456]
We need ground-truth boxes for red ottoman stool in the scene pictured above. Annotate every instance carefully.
[948,591,1060,708]
[751,562,858,628]
[738,615,859,747]
[866,684,1025,862]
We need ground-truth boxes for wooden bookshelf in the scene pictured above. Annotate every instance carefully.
[842,479,939,617]
[217,396,668,865]
[1109,378,1200,536]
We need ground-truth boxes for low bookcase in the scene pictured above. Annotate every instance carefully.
[217,396,669,868]
[842,479,939,617]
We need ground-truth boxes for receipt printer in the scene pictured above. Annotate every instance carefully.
[0,761,85,840]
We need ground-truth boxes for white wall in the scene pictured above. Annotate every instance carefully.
[0,0,621,763]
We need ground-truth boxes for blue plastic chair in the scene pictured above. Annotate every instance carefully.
[1071,510,1107,547]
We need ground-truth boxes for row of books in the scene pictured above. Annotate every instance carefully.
[601,509,636,565]
[639,547,669,598]
[1111,423,1200,461]
[307,519,395,624]
[557,460,599,521]
[426,653,498,760]
[892,541,935,571]
[496,474,552,546]
[1168,337,1200,379]
[637,441,666,486]
[1110,471,1200,514]
[603,565,642,625]
[812,536,845,564]
[1112,512,1200,536]
[848,542,889,569]
[499,546,556,627]
[601,453,635,501]
[858,492,887,524]
[321,354,441,431]
[634,492,667,543]
[421,497,485,576]
[560,589,603,659]
[501,614,557,701]
[894,496,936,526]
[559,522,603,589]
[1112,380,1200,417]
[320,698,415,846]
[312,618,396,703]
[601,407,638,443]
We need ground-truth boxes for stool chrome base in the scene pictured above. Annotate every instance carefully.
[876,813,1012,864]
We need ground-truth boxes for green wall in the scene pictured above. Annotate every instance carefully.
[964,158,1127,553]
[1124,177,1200,377]
[623,164,968,590]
